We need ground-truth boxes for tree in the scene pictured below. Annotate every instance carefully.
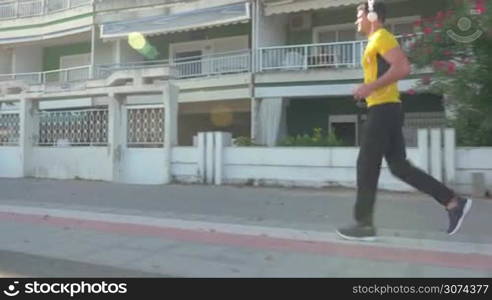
[408,0,492,146]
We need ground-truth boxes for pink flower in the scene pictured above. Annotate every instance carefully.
[475,0,486,14]
[433,60,447,71]
[423,27,433,35]
[407,89,417,95]
[435,11,446,21]
[421,76,432,85]
[447,61,457,74]
[443,50,453,56]
[414,20,422,27]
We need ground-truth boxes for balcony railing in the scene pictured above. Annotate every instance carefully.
[0,35,419,87]
[172,50,251,79]
[257,35,417,72]
[0,65,91,85]
[94,59,170,79]
[0,0,91,20]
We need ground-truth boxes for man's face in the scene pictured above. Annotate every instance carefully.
[355,9,370,35]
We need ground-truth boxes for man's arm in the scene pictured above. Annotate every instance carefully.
[367,46,411,91]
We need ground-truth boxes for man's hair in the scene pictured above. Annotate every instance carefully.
[357,2,387,23]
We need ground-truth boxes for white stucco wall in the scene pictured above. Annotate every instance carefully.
[222,147,421,191]
[258,13,288,47]
[455,148,492,195]
[94,34,116,65]
[119,147,198,184]
[30,147,112,181]
[0,48,13,74]
[0,147,23,178]
[13,45,43,73]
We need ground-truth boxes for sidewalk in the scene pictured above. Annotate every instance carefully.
[0,178,491,277]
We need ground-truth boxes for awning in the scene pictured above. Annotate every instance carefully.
[0,25,91,45]
[264,0,361,16]
[100,2,250,40]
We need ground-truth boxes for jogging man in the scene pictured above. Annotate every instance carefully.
[336,0,472,241]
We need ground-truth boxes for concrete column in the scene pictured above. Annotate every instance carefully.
[430,128,443,182]
[108,93,125,182]
[444,128,456,186]
[205,132,215,184]
[214,132,232,185]
[19,97,39,177]
[251,97,260,142]
[417,128,429,173]
[163,82,179,184]
[197,132,206,183]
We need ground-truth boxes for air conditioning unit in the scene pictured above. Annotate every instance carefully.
[289,12,312,31]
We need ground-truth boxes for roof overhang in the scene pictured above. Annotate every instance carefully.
[100,2,251,40]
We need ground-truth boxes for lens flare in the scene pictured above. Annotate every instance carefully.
[128,32,159,59]
[210,105,234,127]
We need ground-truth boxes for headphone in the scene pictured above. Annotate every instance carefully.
[367,0,378,23]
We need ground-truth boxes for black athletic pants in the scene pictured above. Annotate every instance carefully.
[355,102,455,226]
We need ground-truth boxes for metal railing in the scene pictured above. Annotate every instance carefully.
[257,34,418,72]
[43,65,92,83]
[126,105,164,148]
[0,72,42,84]
[172,50,251,79]
[0,0,91,20]
[0,65,91,85]
[37,107,108,146]
[94,60,170,79]
[0,34,421,86]
[0,111,20,146]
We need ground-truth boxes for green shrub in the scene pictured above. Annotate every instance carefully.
[278,128,345,147]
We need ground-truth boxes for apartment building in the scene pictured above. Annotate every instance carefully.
[0,0,451,185]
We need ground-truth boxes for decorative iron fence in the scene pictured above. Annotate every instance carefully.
[37,108,108,146]
[0,111,20,146]
[127,105,164,148]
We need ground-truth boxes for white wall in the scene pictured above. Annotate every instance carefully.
[213,36,249,53]
[94,35,116,65]
[119,148,166,184]
[0,48,13,74]
[119,41,144,63]
[222,147,421,191]
[13,45,43,73]
[455,148,492,195]
[30,147,112,181]
[0,147,22,178]
[258,13,288,47]
[119,147,199,184]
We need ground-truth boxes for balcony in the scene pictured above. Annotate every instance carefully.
[0,50,252,90]
[0,0,91,20]
[172,50,251,79]
[0,65,92,85]
[257,35,416,72]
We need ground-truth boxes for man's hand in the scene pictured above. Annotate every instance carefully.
[353,84,374,100]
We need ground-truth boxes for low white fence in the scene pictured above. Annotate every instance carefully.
[1,118,491,196]
[30,147,112,180]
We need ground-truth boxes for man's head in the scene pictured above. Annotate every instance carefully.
[355,2,386,35]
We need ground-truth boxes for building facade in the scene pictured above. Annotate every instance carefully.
[0,0,463,189]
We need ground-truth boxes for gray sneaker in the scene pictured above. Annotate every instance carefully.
[447,197,472,236]
[336,223,377,242]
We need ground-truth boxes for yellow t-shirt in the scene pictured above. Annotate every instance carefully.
[362,28,401,107]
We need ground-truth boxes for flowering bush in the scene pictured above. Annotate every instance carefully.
[408,0,492,146]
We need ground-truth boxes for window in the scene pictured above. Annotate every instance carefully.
[329,115,359,146]
[313,25,359,67]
